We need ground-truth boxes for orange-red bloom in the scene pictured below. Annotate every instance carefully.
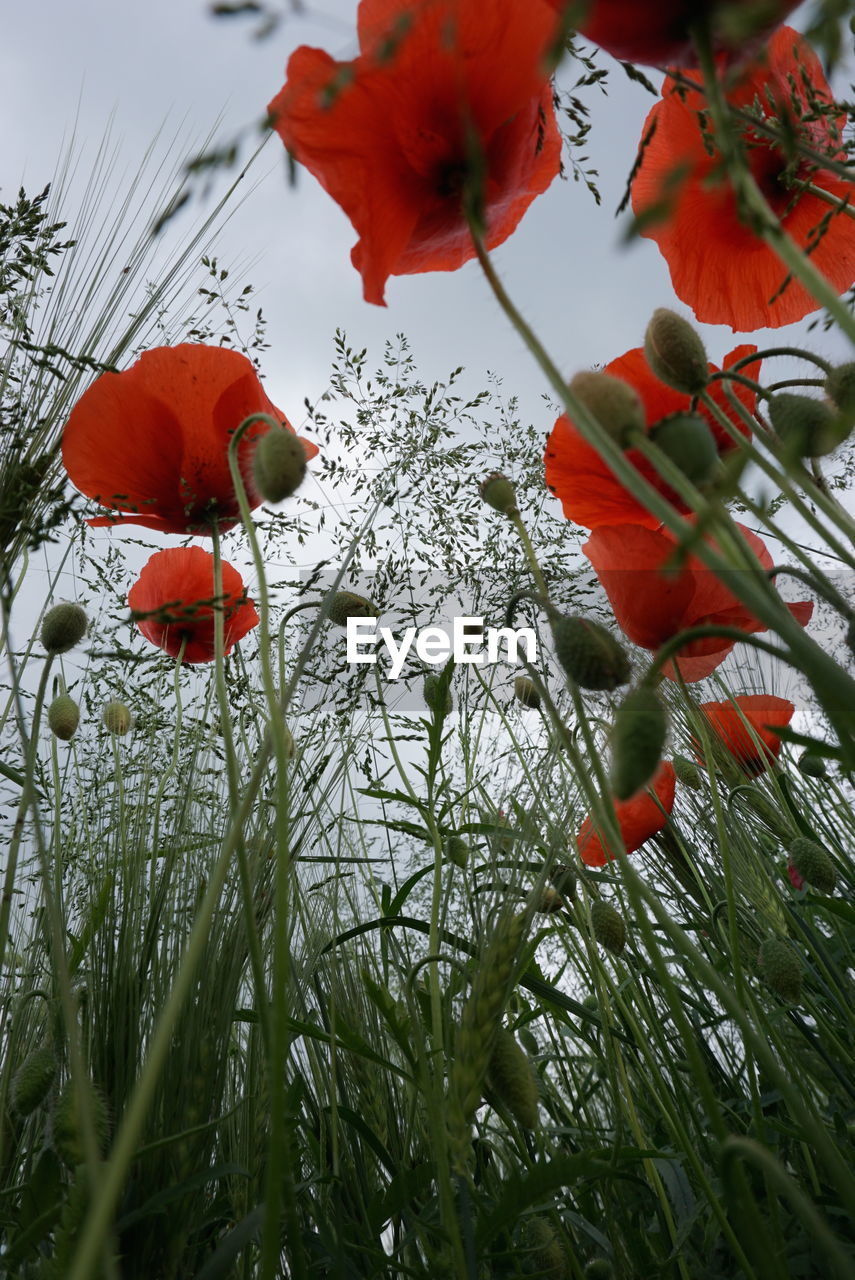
[583,522,812,682]
[545,344,760,529]
[128,547,259,664]
[267,0,562,306]
[577,760,676,867]
[699,694,794,775]
[62,345,317,534]
[631,27,855,331]
[553,0,798,68]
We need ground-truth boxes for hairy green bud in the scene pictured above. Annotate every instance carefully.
[252,428,307,503]
[591,900,626,956]
[649,412,718,487]
[102,701,132,736]
[568,371,645,446]
[11,1046,56,1116]
[610,684,668,800]
[769,392,840,458]
[486,1027,540,1130]
[479,472,518,516]
[644,308,709,395]
[328,590,377,626]
[48,694,80,741]
[553,616,631,692]
[41,603,88,655]
[759,938,802,1004]
[514,674,541,710]
[789,837,836,894]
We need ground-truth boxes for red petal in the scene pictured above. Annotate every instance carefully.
[578,761,676,867]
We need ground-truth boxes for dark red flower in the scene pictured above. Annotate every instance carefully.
[583,522,812,682]
[553,0,798,68]
[577,760,676,867]
[128,546,259,664]
[699,693,794,775]
[787,861,805,891]
[631,27,855,331]
[545,344,760,529]
[267,0,562,306]
[62,344,318,534]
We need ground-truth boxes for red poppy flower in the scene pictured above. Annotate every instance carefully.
[583,522,812,682]
[577,760,676,867]
[267,0,562,306]
[699,693,794,775]
[545,344,760,529]
[62,344,318,534]
[631,27,855,331]
[553,0,798,68]
[128,546,259,664]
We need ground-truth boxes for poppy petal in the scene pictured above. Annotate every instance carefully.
[577,761,677,867]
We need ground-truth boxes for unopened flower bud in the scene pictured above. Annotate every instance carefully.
[553,616,631,692]
[11,1046,56,1116]
[514,674,540,709]
[252,428,307,503]
[568,371,645,446]
[486,1028,540,1130]
[444,835,470,868]
[789,836,836,894]
[759,938,802,1004]
[644,308,709,395]
[535,885,565,914]
[591,899,626,956]
[479,472,518,516]
[549,863,577,900]
[769,393,840,458]
[824,362,855,429]
[523,1216,567,1278]
[797,750,826,779]
[41,603,88,655]
[102,701,132,736]
[52,1082,110,1167]
[673,754,703,789]
[423,673,452,717]
[649,412,719,487]
[610,684,668,801]
[328,590,377,626]
[48,694,80,741]
[584,1260,614,1279]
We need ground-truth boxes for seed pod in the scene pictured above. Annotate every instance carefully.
[479,472,518,516]
[252,428,307,503]
[41,603,88,655]
[10,1046,57,1116]
[514,674,541,710]
[423,673,452,717]
[649,412,719,487]
[48,694,80,741]
[445,835,470,869]
[486,1027,539,1130]
[591,900,626,956]
[759,938,802,1004]
[568,370,645,446]
[673,754,703,789]
[102,701,132,736]
[789,837,836,894]
[644,308,709,395]
[328,590,377,626]
[524,1216,568,1279]
[549,863,577,900]
[797,750,826,779]
[553,616,631,692]
[52,1082,110,1167]
[768,393,840,458]
[610,684,668,800]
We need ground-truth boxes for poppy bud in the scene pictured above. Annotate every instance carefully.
[649,413,719,487]
[644,308,709,396]
[48,694,80,741]
[584,1260,613,1279]
[789,836,836,894]
[797,750,826,779]
[582,993,599,1012]
[568,371,645,447]
[535,886,565,914]
[609,685,668,801]
[553,616,631,692]
[102,701,132,736]
[549,863,577,900]
[252,428,307,503]
[423,673,452,716]
[41,603,88,655]
[824,362,855,427]
[52,1082,110,1167]
[673,754,702,790]
[445,835,470,868]
[523,1216,567,1278]
[786,861,805,892]
[514,674,540,709]
[486,1027,540,1130]
[768,393,840,458]
[479,472,518,516]
[327,590,377,626]
[591,900,626,956]
[10,1046,56,1116]
[759,938,802,1004]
